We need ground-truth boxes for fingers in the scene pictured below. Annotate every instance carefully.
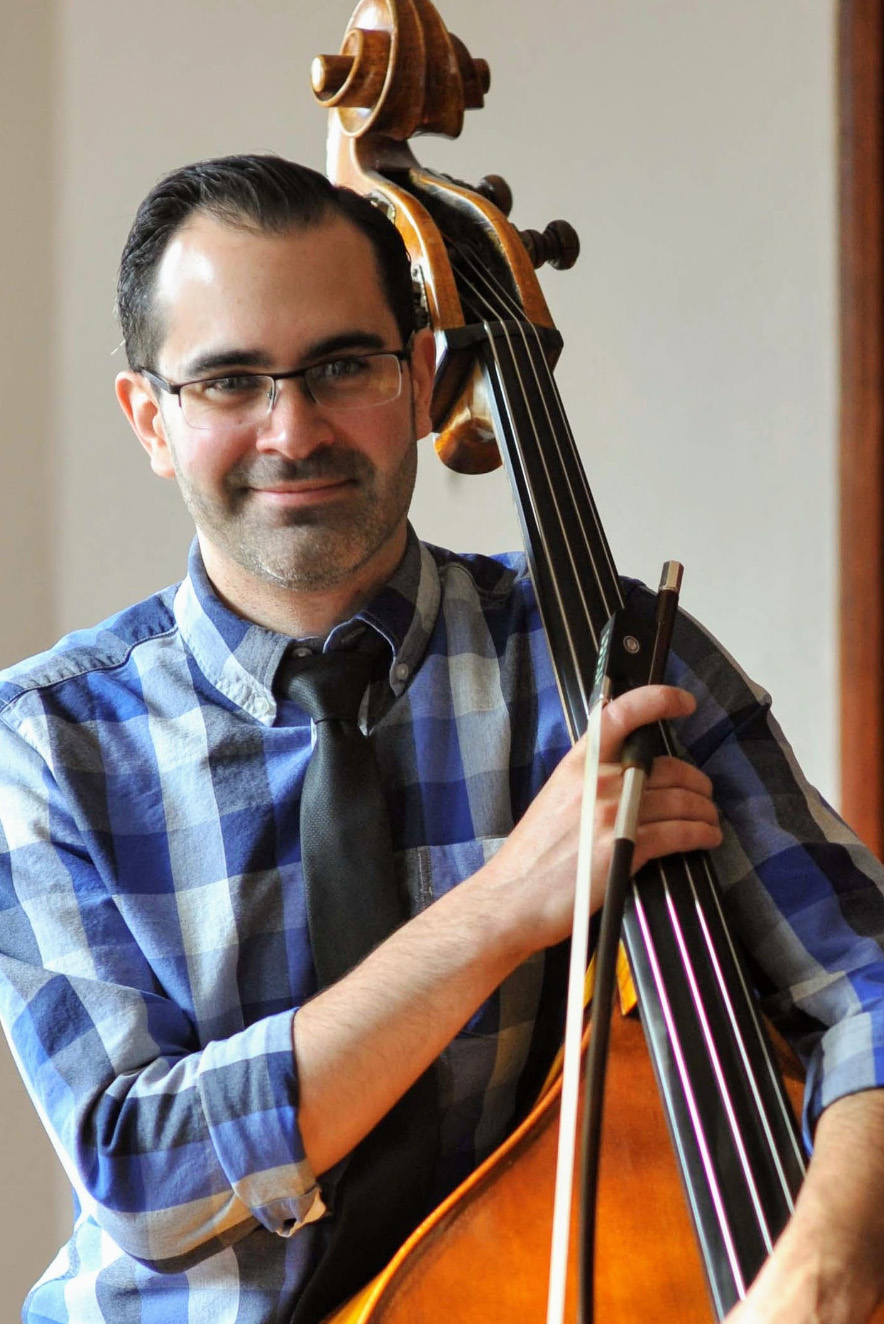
[598,685,696,762]
[637,785,720,830]
[595,761,721,853]
[598,753,712,800]
[645,752,710,791]
[631,814,724,874]
[643,756,716,815]
[592,691,722,875]
[633,751,722,868]
[599,685,697,749]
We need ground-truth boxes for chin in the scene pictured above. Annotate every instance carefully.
[227,503,408,597]
[248,542,372,594]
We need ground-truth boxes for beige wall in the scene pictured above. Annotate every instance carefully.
[2,1,837,1315]
[1,2,55,664]
[0,4,70,1313]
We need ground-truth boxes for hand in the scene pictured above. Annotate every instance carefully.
[595,684,721,881]
[485,685,723,954]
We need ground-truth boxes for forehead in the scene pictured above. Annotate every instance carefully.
[153,212,398,373]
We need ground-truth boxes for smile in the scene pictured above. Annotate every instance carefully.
[250,479,356,506]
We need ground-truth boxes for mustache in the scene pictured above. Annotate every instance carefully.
[225,448,375,491]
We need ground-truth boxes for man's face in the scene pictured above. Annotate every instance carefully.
[118,212,434,624]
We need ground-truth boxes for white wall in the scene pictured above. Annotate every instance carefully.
[2,1,837,1316]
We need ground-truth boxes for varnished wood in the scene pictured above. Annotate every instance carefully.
[839,0,884,856]
[324,1012,710,1323]
[325,1019,884,1324]
[431,361,501,473]
[315,0,557,471]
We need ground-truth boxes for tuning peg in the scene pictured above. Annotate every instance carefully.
[311,54,353,99]
[519,220,580,271]
[476,174,513,216]
[311,29,391,108]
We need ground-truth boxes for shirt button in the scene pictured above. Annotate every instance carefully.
[294,646,312,658]
[394,662,409,681]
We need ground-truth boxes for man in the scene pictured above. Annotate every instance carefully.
[0,154,882,1324]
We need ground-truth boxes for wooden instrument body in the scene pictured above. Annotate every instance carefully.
[323,1010,716,1323]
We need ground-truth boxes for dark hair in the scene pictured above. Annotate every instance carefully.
[116,154,417,369]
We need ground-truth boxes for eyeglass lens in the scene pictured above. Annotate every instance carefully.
[179,354,404,429]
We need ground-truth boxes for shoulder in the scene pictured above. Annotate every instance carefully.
[619,576,768,699]
[0,584,180,720]
[419,543,545,652]
[421,543,538,623]
[424,543,532,599]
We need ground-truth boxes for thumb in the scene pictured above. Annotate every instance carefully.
[597,685,696,762]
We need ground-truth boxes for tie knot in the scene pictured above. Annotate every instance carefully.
[282,643,385,724]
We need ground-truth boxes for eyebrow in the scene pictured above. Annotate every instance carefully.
[180,330,390,380]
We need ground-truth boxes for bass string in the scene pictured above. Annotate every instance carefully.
[447,237,613,566]
[456,241,800,1187]
[452,247,621,644]
[452,253,770,1287]
[650,848,805,1213]
[454,252,775,1259]
[452,243,767,1090]
[446,239,794,1252]
[450,258,609,723]
[684,871,806,1186]
[450,248,631,1324]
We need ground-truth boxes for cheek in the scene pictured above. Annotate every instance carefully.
[362,411,417,473]
[168,429,244,488]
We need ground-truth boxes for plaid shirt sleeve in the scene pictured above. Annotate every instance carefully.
[0,680,322,1273]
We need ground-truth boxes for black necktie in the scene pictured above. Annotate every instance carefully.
[284,645,404,985]
[283,642,438,1324]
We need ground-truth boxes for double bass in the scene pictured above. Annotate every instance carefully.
[308,2,822,1317]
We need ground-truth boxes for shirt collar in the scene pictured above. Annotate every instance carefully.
[174,529,441,725]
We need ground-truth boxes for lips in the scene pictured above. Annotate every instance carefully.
[229,450,372,494]
[252,477,354,499]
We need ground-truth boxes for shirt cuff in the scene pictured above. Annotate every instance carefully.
[195,1007,324,1235]
[803,1011,884,1143]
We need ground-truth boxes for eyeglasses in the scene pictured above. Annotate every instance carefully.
[137,347,411,431]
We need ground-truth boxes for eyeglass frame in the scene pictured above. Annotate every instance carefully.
[135,342,414,427]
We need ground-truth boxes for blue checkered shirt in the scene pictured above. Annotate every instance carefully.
[2,531,884,1323]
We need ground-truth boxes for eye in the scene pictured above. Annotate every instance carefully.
[311,356,372,382]
[196,374,268,398]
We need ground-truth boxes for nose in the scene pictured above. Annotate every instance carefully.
[253,376,335,456]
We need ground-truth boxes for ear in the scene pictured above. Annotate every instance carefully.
[115,371,176,479]
[407,328,436,441]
